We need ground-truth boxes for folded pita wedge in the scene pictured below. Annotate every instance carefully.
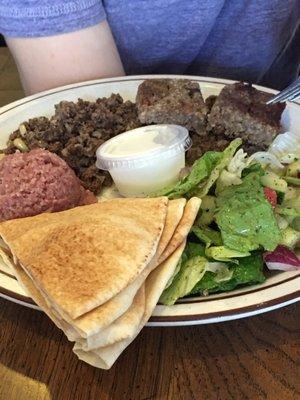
[73,241,186,369]
[12,260,80,339]
[61,257,156,340]
[61,198,186,338]
[0,198,168,319]
[76,284,146,350]
[158,197,201,264]
[156,198,186,259]
[1,198,187,342]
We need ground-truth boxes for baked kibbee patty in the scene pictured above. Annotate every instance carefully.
[136,79,207,134]
[207,82,286,149]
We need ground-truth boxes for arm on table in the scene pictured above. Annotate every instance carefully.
[5,21,125,95]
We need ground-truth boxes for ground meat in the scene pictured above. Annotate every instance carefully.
[2,80,286,194]
[186,131,231,165]
[136,79,207,135]
[4,94,141,195]
[207,82,285,149]
[205,95,217,112]
[0,149,97,222]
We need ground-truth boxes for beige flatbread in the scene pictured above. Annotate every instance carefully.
[12,261,80,339]
[63,256,157,339]
[76,285,145,350]
[0,247,15,272]
[1,197,184,340]
[11,254,148,344]
[66,198,187,339]
[73,241,186,369]
[158,197,201,264]
[156,198,186,259]
[0,198,168,319]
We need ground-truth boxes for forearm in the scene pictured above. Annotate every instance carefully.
[5,21,125,95]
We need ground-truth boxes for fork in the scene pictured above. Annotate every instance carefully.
[266,76,300,105]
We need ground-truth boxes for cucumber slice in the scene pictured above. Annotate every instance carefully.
[261,171,287,193]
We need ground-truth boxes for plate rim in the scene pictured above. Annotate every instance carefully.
[0,74,299,326]
[1,74,299,116]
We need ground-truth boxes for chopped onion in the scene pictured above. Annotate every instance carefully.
[247,152,284,170]
[227,149,248,176]
[268,131,300,164]
[264,245,300,271]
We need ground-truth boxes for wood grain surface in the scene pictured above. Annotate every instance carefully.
[0,298,299,400]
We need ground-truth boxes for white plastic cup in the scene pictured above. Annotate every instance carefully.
[96,124,192,197]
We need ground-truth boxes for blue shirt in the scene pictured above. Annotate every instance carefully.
[0,0,299,89]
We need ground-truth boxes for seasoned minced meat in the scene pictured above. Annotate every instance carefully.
[207,82,285,149]
[205,95,217,112]
[0,149,97,222]
[4,94,141,194]
[136,79,207,135]
[186,132,230,165]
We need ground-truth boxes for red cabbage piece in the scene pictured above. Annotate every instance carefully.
[264,245,300,271]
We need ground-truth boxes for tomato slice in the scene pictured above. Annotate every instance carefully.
[263,187,277,207]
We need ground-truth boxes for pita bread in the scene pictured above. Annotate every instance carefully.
[66,199,187,337]
[158,197,201,264]
[66,255,159,338]
[0,198,168,319]
[12,261,80,339]
[0,247,15,273]
[11,256,146,344]
[76,285,145,350]
[2,197,184,340]
[156,198,186,259]
[73,241,186,369]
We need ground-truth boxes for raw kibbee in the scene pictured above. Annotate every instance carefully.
[0,149,97,222]
[207,82,285,149]
[136,79,207,134]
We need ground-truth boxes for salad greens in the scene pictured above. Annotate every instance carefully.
[190,253,266,296]
[192,226,222,247]
[160,255,207,305]
[192,138,242,198]
[158,137,300,305]
[215,172,281,252]
[152,151,222,199]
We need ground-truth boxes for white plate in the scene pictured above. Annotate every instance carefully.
[0,75,299,326]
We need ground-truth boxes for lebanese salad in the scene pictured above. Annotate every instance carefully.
[155,132,300,305]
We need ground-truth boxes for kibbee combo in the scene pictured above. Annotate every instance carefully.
[0,78,298,369]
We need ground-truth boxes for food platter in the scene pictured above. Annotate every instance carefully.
[0,75,299,327]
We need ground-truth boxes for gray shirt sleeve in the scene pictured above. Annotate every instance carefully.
[0,0,106,37]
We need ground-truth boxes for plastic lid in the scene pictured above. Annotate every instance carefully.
[96,124,192,170]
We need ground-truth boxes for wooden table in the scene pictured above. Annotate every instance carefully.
[0,298,299,400]
[0,47,299,400]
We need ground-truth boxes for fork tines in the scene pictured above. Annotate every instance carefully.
[267,77,300,105]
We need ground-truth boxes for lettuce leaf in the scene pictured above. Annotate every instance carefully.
[190,252,266,295]
[152,151,221,199]
[216,172,281,252]
[192,226,222,247]
[185,241,206,258]
[205,246,250,262]
[192,138,242,197]
[160,256,207,305]
[152,139,241,199]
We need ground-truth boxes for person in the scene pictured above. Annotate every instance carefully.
[0,1,299,95]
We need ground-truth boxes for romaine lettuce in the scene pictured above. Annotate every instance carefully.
[160,256,207,305]
[190,253,266,295]
[216,172,281,252]
[152,151,222,199]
